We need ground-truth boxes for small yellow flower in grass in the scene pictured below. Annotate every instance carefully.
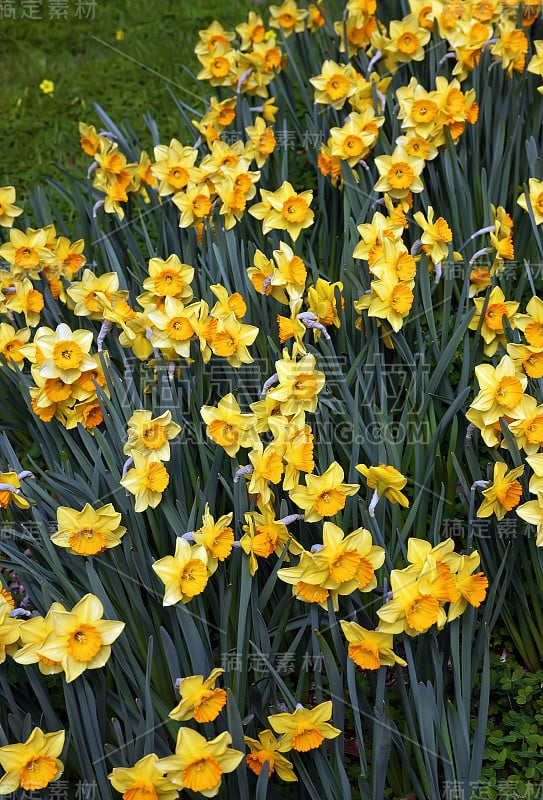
[289,462,359,522]
[170,668,227,723]
[192,505,234,574]
[37,594,125,683]
[341,622,407,669]
[0,187,23,228]
[115,29,125,41]
[120,452,170,512]
[244,730,297,781]
[0,728,64,795]
[51,503,126,556]
[469,355,527,425]
[124,410,181,462]
[356,464,409,516]
[157,727,244,797]
[448,552,489,621]
[476,462,524,520]
[268,701,341,753]
[200,393,258,457]
[12,603,66,675]
[518,178,543,225]
[39,79,55,95]
[152,537,208,605]
[249,181,314,242]
[108,753,178,800]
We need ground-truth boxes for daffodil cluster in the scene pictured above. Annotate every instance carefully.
[377,538,489,636]
[120,410,180,512]
[79,123,156,219]
[13,322,109,429]
[247,241,343,353]
[11,593,125,683]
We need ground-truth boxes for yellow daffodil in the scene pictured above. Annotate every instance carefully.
[12,603,66,675]
[374,145,425,202]
[476,462,524,520]
[306,278,344,332]
[244,730,297,781]
[448,552,489,621]
[67,269,124,320]
[309,59,359,109]
[192,505,234,574]
[0,728,64,794]
[200,394,258,457]
[37,594,125,683]
[516,296,543,347]
[152,537,208,605]
[209,312,259,367]
[170,667,227,723]
[120,451,170,512]
[0,187,23,228]
[249,181,314,242]
[0,471,30,510]
[108,754,178,800]
[0,605,20,663]
[266,350,325,416]
[139,254,195,306]
[289,461,359,522]
[377,562,448,636]
[151,139,198,196]
[469,286,519,356]
[268,701,341,752]
[413,206,453,266]
[0,227,55,278]
[356,463,409,515]
[469,355,527,425]
[507,342,543,379]
[157,728,244,797]
[51,503,126,555]
[269,0,308,36]
[507,395,543,453]
[340,621,407,669]
[277,522,383,610]
[124,410,181,461]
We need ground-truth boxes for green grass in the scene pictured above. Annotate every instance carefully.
[0,0,249,199]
